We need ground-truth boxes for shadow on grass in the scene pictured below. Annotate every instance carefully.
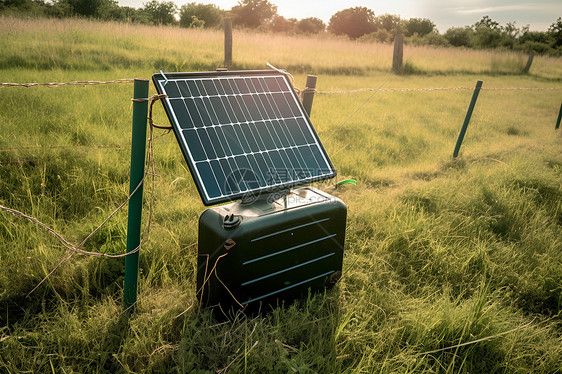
[175,291,342,373]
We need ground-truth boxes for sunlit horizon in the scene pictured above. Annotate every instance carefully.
[116,0,561,31]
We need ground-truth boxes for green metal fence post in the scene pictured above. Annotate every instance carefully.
[453,80,483,158]
[302,75,317,117]
[554,104,562,130]
[124,79,150,311]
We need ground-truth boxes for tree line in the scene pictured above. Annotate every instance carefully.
[1,0,561,56]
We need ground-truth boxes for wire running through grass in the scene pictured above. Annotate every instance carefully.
[0,94,171,296]
[417,318,536,356]
[0,174,147,296]
[197,239,244,309]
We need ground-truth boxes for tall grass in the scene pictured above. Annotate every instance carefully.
[0,16,561,373]
[1,16,561,78]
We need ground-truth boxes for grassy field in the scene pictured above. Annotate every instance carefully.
[0,16,561,373]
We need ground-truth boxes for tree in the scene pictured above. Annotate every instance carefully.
[0,0,34,11]
[141,0,177,25]
[53,0,107,17]
[118,6,144,22]
[472,16,509,48]
[328,7,376,39]
[404,18,435,37]
[45,0,126,18]
[358,29,392,43]
[503,21,519,38]
[97,0,126,20]
[296,17,325,34]
[374,14,401,34]
[444,27,473,47]
[45,0,73,17]
[473,15,500,30]
[270,15,296,33]
[230,0,277,28]
[188,15,204,28]
[548,17,562,47]
[421,32,450,47]
[179,2,222,28]
[519,30,551,44]
[517,28,554,53]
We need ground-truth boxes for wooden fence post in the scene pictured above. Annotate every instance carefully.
[523,51,534,74]
[302,75,317,117]
[554,104,562,130]
[224,18,232,67]
[392,34,403,74]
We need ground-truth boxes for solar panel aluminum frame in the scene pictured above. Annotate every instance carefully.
[152,70,336,206]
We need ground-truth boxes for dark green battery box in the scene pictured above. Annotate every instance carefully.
[197,186,346,316]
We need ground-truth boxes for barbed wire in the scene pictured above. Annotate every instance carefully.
[0,79,135,88]
[0,73,559,299]
[0,140,174,157]
[0,178,144,259]
[0,144,129,152]
[0,154,89,166]
[1,78,559,93]
[0,94,169,296]
[0,140,176,154]
[0,173,146,296]
[314,86,562,94]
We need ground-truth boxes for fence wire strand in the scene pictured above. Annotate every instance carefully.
[0,79,134,88]
[0,75,560,295]
[0,94,169,296]
[314,86,561,94]
[1,77,559,92]
[0,173,146,296]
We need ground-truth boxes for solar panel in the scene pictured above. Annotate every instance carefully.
[152,70,336,205]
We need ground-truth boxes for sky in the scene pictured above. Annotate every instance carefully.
[117,0,562,32]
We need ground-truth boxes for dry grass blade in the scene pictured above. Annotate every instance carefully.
[1,15,561,374]
[217,341,259,374]
[418,319,536,356]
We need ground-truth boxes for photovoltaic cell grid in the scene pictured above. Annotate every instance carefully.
[153,71,335,205]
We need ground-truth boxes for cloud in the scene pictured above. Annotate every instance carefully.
[455,3,540,14]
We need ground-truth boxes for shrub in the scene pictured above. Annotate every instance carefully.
[296,17,325,34]
[472,27,511,49]
[423,32,450,47]
[270,15,296,33]
[374,13,402,34]
[358,29,392,43]
[444,27,473,47]
[179,2,222,29]
[231,0,277,29]
[407,32,450,47]
[516,41,554,54]
[328,6,376,39]
[547,17,562,47]
[404,17,435,37]
[141,0,177,26]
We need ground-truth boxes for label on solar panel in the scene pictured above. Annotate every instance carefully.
[152,70,336,205]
